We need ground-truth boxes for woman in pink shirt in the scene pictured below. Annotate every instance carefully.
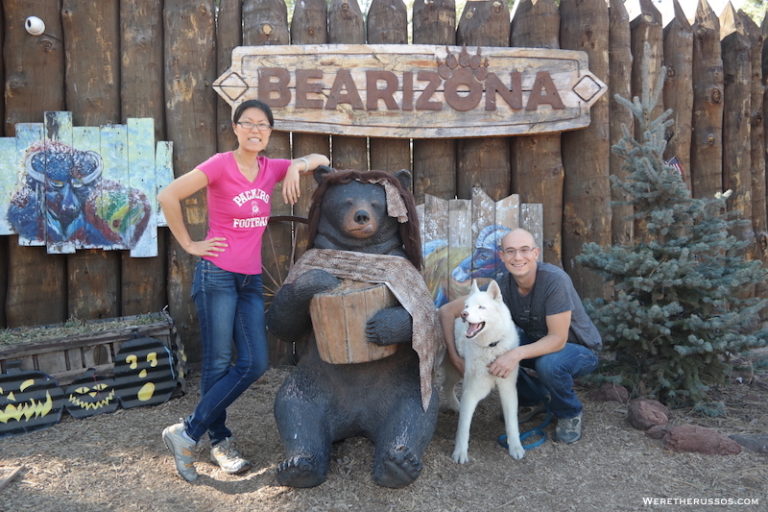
[158,99,329,482]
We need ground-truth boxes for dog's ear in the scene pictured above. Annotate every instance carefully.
[470,279,480,294]
[487,279,502,301]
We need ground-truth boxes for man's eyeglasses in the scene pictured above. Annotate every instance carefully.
[502,246,535,257]
[236,121,272,131]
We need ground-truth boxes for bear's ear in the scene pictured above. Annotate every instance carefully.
[314,165,335,185]
[393,169,412,191]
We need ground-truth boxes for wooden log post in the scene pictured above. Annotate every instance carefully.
[243,0,294,365]
[510,0,563,266]
[720,4,753,247]
[366,0,411,174]
[412,0,456,203]
[456,0,511,202]
[328,0,368,170]
[690,1,724,199]
[62,0,121,320]
[120,0,167,316]
[4,0,67,327]
[609,0,634,246]
[164,1,217,361]
[291,0,330,258]
[741,12,766,262]
[662,0,694,191]
[559,0,611,300]
[216,0,242,154]
[630,0,664,128]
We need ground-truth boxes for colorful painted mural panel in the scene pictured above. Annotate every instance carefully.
[1,112,173,257]
[417,189,542,307]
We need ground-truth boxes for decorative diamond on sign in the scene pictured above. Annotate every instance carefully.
[572,75,602,103]
[217,72,248,102]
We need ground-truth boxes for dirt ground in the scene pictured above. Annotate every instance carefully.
[1,364,766,512]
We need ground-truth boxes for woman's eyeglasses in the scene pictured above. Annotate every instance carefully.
[236,121,272,131]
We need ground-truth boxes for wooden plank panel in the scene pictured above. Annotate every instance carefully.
[328,0,368,169]
[510,0,563,266]
[14,123,46,247]
[690,1,724,199]
[154,142,174,227]
[97,123,129,250]
[521,202,544,256]
[45,112,76,254]
[70,125,101,250]
[447,198,471,300]
[560,0,611,300]
[126,118,158,258]
[367,0,411,173]
[421,194,450,305]
[609,0,634,246]
[456,0,510,202]
[0,138,20,235]
[470,187,496,287]
[164,0,217,359]
[412,0,456,204]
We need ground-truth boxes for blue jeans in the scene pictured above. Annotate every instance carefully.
[516,329,599,419]
[184,259,270,444]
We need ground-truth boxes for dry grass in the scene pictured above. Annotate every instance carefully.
[1,366,766,512]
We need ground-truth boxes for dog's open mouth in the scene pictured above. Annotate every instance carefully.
[465,321,485,338]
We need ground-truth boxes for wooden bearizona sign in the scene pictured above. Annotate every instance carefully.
[214,44,607,138]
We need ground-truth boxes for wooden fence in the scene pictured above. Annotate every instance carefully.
[0,0,766,365]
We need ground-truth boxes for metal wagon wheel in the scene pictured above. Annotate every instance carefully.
[262,214,309,312]
[262,214,309,365]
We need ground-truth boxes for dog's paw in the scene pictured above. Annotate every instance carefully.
[508,443,525,460]
[451,448,470,464]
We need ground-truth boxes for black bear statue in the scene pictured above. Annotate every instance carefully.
[266,166,442,488]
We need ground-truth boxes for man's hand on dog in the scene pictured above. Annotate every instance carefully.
[488,348,523,378]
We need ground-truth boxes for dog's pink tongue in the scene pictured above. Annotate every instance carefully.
[466,322,483,338]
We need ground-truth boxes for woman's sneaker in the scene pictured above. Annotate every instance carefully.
[210,438,252,474]
[162,422,198,482]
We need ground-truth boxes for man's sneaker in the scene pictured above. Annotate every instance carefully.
[518,402,548,423]
[210,437,252,474]
[555,413,582,444]
[162,422,198,482]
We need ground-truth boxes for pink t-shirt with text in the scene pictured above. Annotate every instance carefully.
[197,152,290,274]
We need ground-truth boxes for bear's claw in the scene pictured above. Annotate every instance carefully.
[374,445,422,488]
[276,455,326,488]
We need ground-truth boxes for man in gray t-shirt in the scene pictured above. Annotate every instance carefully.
[439,228,600,444]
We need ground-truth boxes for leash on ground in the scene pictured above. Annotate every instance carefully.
[496,410,552,451]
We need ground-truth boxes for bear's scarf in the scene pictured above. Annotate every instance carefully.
[284,249,443,411]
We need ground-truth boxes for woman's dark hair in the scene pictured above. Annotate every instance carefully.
[232,99,274,126]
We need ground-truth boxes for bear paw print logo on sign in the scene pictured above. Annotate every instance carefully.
[114,337,176,409]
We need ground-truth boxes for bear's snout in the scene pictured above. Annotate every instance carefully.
[354,209,370,225]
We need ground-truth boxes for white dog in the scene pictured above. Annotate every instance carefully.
[444,279,525,463]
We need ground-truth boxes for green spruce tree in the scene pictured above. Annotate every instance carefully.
[577,63,768,406]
